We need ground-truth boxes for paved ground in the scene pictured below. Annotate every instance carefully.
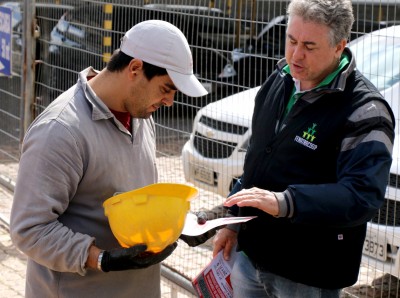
[0,181,25,298]
[0,218,26,297]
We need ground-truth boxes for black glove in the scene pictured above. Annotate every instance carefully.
[180,182,244,248]
[179,229,219,247]
[100,242,177,272]
[179,211,223,247]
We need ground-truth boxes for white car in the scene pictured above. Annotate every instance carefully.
[182,85,259,198]
[182,25,400,276]
[349,25,400,276]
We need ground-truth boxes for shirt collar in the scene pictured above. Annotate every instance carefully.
[78,67,114,121]
[283,52,350,94]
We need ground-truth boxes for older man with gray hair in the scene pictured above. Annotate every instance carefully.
[213,0,395,297]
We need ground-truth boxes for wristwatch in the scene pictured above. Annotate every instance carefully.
[97,251,104,271]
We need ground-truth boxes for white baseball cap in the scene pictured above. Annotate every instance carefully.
[120,20,208,98]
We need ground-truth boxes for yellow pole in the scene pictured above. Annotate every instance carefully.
[226,0,232,16]
[378,4,382,22]
[251,0,256,39]
[103,4,113,63]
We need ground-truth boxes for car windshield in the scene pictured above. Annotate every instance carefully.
[350,32,400,91]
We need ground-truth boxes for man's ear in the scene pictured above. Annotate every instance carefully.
[335,39,347,58]
[128,58,143,78]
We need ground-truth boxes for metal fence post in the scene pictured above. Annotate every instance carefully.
[20,0,36,144]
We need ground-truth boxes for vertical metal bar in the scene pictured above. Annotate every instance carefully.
[20,0,36,144]
[235,0,242,48]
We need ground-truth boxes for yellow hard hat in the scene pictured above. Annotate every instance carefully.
[103,183,198,253]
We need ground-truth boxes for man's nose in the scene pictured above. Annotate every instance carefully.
[162,93,176,107]
[292,45,305,60]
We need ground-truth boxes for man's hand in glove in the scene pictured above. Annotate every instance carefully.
[100,242,177,272]
[180,181,243,248]
[179,211,222,247]
[179,229,218,247]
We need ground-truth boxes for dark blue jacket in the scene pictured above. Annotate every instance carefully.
[233,47,395,289]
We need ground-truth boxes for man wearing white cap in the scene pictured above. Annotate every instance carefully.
[10,20,207,297]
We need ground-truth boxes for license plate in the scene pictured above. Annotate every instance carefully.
[363,232,387,261]
[193,166,214,185]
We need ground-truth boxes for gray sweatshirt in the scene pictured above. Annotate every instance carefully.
[10,67,162,297]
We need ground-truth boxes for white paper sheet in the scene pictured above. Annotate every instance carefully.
[181,213,257,236]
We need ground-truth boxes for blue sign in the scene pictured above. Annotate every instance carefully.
[0,6,12,76]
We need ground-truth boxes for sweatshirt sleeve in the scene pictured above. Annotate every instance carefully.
[289,99,395,227]
[10,119,95,276]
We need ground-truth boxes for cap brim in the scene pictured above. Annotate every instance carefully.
[167,69,208,97]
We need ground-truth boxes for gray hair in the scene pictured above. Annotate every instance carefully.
[287,0,354,46]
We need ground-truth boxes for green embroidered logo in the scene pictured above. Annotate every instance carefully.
[294,123,318,150]
[303,123,317,142]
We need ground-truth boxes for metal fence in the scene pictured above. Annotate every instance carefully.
[0,0,399,297]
